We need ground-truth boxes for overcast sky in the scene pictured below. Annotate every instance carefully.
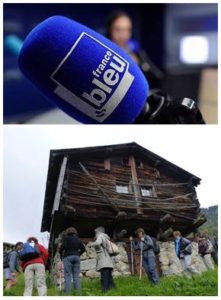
[3,125,219,245]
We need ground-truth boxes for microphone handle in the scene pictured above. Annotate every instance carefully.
[135,91,206,124]
[138,50,164,81]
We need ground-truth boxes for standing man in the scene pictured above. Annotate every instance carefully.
[3,242,23,290]
[130,228,159,285]
[20,237,48,296]
[173,230,199,276]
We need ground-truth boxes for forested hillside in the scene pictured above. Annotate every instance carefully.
[200,205,218,236]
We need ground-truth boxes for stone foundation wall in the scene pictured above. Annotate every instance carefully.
[159,241,207,276]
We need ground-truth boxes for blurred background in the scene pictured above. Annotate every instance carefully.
[4,3,218,124]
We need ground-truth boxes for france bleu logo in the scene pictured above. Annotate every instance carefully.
[50,32,134,122]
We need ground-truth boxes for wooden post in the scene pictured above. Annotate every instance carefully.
[129,155,143,214]
[52,156,67,214]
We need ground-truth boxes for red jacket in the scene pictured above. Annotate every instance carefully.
[21,243,49,271]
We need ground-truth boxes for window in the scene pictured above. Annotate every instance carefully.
[121,158,129,166]
[116,185,129,194]
[136,160,143,168]
[141,187,152,197]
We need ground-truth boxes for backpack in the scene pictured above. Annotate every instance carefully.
[143,236,160,255]
[207,240,214,253]
[150,237,160,255]
[3,251,11,268]
[199,238,213,255]
[105,239,119,256]
[180,237,192,255]
[18,242,40,262]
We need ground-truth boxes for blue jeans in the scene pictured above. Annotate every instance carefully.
[63,255,81,293]
[142,255,159,284]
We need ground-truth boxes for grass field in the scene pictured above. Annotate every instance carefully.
[3,269,218,296]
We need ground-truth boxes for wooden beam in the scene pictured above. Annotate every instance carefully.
[129,155,143,214]
[192,213,207,228]
[78,161,119,213]
[158,227,173,241]
[104,158,111,171]
[160,213,172,225]
[52,156,67,215]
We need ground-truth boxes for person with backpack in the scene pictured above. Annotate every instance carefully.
[19,237,48,296]
[91,226,115,293]
[209,235,218,266]
[59,227,85,294]
[3,242,23,290]
[130,228,159,285]
[173,230,199,276]
[195,232,214,270]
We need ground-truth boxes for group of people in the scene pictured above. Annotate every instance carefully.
[3,227,217,296]
[194,231,217,270]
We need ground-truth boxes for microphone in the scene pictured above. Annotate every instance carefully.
[18,16,149,124]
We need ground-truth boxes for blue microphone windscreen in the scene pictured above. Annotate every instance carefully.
[19,16,149,124]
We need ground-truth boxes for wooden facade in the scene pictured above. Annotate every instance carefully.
[41,143,206,251]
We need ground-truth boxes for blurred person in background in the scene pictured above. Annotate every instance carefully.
[106,10,205,124]
[106,10,164,88]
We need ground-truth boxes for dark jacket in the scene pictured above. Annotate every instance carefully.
[60,234,85,258]
[175,237,192,258]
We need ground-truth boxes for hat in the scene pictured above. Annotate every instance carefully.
[15,242,23,248]
[135,228,145,236]
[95,226,105,233]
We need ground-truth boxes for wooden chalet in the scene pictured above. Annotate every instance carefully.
[41,142,206,251]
